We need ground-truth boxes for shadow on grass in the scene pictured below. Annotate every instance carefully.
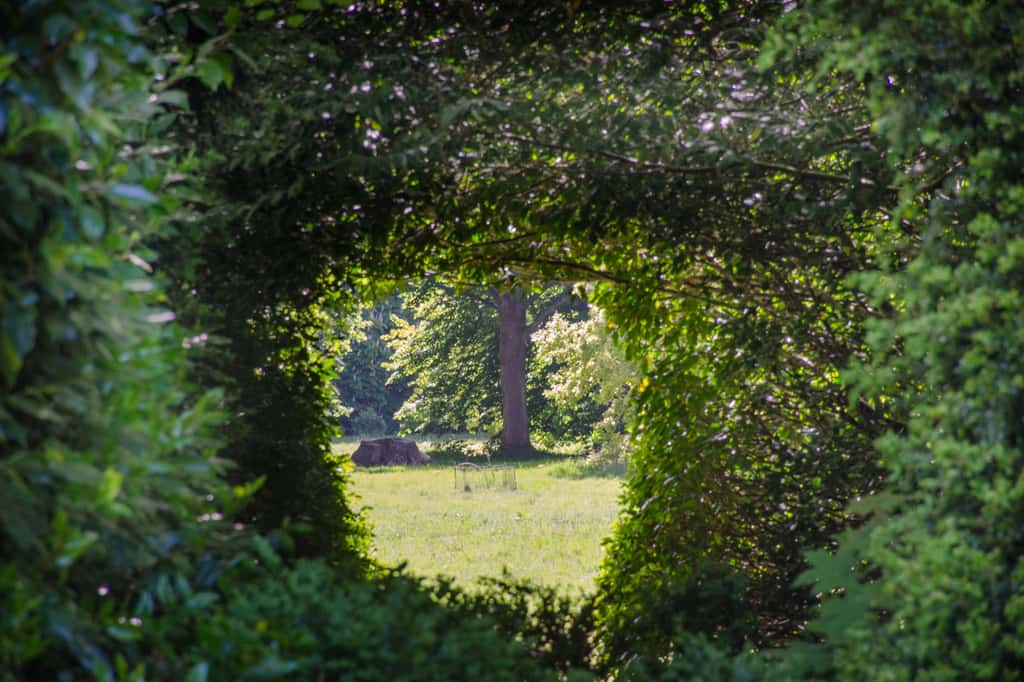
[336,434,625,479]
[347,465,420,475]
[547,457,629,480]
[424,448,567,468]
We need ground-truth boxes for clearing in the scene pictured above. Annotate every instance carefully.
[336,439,623,593]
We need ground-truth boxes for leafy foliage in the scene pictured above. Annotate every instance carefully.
[167,0,894,659]
[0,0,240,676]
[383,279,589,441]
[335,296,411,436]
[763,1,1024,678]
[385,281,503,434]
[616,633,759,682]
[598,561,753,673]
[531,303,639,458]
[181,558,593,682]
[9,0,1024,678]
[436,572,598,676]
[152,1,375,563]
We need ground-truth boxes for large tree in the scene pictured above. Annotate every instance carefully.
[385,280,578,453]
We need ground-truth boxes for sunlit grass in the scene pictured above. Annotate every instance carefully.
[337,439,623,593]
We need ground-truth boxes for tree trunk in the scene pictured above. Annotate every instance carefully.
[496,290,533,454]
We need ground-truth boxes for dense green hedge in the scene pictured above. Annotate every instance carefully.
[764,1,1024,678]
[0,2,583,679]
[0,0,238,676]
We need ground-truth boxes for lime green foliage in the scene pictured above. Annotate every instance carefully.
[385,281,504,434]
[532,304,639,458]
[347,457,622,592]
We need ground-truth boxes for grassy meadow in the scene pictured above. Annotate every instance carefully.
[334,438,624,593]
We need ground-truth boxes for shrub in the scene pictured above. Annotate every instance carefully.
[616,633,760,682]
[0,0,238,676]
[435,572,599,675]
[765,1,1024,678]
[596,561,753,675]
[181,559,593,681]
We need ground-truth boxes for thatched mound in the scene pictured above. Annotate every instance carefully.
[351,438,433,467]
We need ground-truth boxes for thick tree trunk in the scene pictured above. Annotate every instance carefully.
[496,290,533,454]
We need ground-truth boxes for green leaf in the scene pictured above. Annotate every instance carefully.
[99,468,123,504]
[214,55,234,88]
[80,204,106,239]
[106,624,142,642]
[196,59,226,90]
[24,170,69,198]
[156,89,189,107]
[0,335,22,389]
[108,183,158,204]
[0,52,16,83]
[185,592,218,610]
[55,530,99,569]
[225,5,241,30]
[56,462,103,485]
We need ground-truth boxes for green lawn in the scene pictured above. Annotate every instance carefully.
[339,441,623,593]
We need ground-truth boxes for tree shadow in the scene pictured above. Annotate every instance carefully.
[547,457,629,480]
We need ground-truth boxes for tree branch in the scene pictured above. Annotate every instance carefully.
[499,132,719,174]
[526,287,574,335]
[499,132,897,189]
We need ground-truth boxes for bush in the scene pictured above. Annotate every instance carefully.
[0,1,241,676]
[435,572,598,675]
[765,1,1024,678]
[596,561,753,675]
[178,559,593,681]
[616,633,759,682]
